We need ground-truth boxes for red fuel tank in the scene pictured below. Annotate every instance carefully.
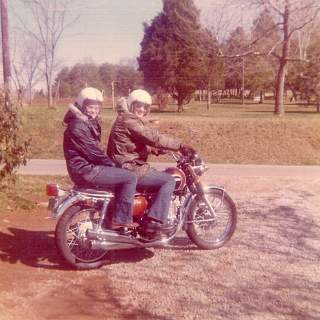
[133,195,148,218]
[164,167,186,191]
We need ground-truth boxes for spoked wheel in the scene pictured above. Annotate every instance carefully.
[186,188,237,249]
[55,204,108,269]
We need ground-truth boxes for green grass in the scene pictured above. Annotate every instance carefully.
[0,175,72,214]
[20,100,320,164]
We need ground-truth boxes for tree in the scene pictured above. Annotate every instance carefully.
[0,90,29,186]
[198,28,223,109]
[18,0,79,107]
[224,27,249,96]
[54,67,71,98]
[99,63,117,97]
[55,62,143,99]
[1,1,29,186]
[12,34,43,105]
[288,29,320,109]
[252,0,320,115]
[245,8,279,100]
[138,0,204,112]
[115,65,143,97]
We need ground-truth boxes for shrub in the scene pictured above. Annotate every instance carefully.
[0,89,29,188]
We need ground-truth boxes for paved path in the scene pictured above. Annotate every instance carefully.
[18,159,320,179]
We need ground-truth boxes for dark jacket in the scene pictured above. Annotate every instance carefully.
[107,112,181,177]
[63,105,114,185]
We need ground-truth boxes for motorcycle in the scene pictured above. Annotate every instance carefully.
[46,151,237,269]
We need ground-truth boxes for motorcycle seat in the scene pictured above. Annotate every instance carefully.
[73,186,115,195]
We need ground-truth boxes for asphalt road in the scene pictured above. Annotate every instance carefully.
[18,159,320,179]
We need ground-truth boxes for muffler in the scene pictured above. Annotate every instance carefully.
[87,228,143,246]
[90,240,140,250]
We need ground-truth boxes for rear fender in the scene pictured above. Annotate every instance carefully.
[52,194,82,220]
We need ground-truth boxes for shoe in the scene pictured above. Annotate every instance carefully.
[111,222,139,230]
[142,218,175,234]
[142,219,162,233]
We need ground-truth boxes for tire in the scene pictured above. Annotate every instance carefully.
[186,188,237,249]
[55,204,108,270]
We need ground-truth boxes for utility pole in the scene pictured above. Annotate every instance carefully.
[1,0,12,109]
[241,57,245,105]
[111,81,115,110]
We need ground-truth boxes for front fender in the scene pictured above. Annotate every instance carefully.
[203,185,225,193]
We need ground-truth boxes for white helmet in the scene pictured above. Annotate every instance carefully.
[76,87,103,108]
[127,89,152,112]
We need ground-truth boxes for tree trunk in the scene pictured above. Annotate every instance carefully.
[259,90,264,104]
[275,61,286,115]
[274,3,290,116]
[207,80,211,110]
[177,103,184,112]
[177,96,184,112]
[28,84,32,105]
[47,82,53,108]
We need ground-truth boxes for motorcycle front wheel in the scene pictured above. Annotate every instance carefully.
[55,204,108,269]
[186,188,237,249]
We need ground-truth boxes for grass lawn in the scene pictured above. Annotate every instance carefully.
[20,100,320,165]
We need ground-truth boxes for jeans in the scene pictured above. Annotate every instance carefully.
[137,169,176,223]
[82,166,137,224]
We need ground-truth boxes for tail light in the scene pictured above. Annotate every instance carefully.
[46,183,60,196]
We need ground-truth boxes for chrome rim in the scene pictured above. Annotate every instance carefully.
[192,193,232,243]
[66,208,106,262]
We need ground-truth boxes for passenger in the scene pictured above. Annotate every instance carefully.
[63,87,138,229]
[107,89,194,233]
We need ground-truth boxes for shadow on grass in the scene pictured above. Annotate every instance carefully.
[0,227,154,270]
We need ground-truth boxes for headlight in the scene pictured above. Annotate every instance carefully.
[193,163,208,176]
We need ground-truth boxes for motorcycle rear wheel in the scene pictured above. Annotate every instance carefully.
[186,188,237,249]
[55,204,108,269]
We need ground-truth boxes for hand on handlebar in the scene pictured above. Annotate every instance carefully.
[151,147,168,156]
[179,144,196,156]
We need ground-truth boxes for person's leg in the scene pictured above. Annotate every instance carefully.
[89,166,137,224]
[137,169,175,223]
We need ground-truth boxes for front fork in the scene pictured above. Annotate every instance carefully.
[187,164,225,219]
[182,182,225,230]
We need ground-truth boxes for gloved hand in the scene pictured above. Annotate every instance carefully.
[149,147,167,156]
[179,144,196,156]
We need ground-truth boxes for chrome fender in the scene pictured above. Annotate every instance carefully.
[52,194,83,220]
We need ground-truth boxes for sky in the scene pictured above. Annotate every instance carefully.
[56,0,164,65]
[8,0,255,68]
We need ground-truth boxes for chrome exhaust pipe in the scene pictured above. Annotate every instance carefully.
[90,240,140,250]
[87,228,143,246]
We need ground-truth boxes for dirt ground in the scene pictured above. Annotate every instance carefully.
[0,175,320,320]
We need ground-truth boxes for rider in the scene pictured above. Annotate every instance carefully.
[107,89,194,233]
[63,87,138,229]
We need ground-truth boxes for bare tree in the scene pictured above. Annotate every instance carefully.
[295,14,320,60]
[18,0,79,107]
[251,0,320,115]
[203,0,258,107]
[203,0,249,44]
[12,33,43,105]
